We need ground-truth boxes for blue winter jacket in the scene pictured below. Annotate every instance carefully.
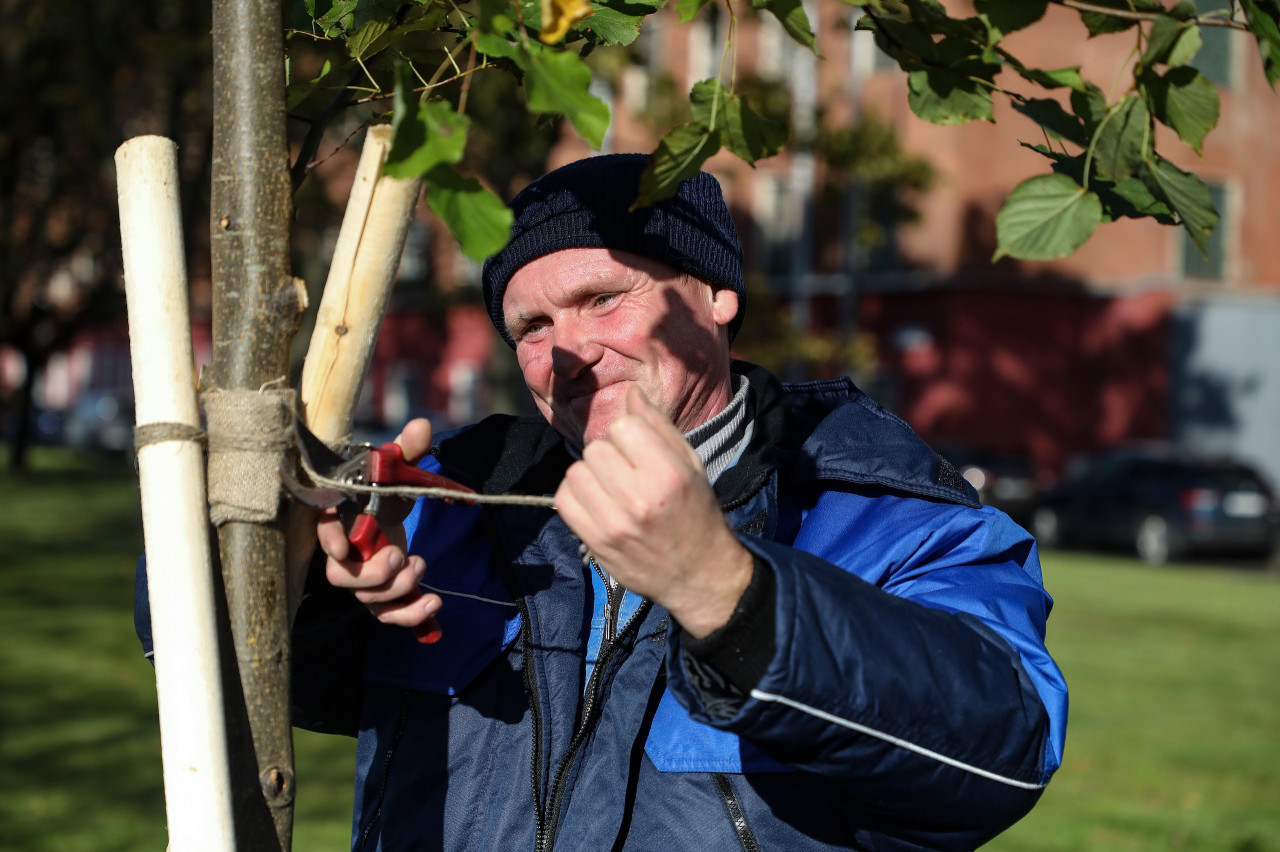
[230,362,1067,850]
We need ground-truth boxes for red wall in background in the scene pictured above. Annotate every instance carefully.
[860,288,1176,481]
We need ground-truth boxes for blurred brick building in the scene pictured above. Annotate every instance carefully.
[15,0,1280,488]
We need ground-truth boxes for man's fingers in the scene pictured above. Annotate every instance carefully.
[367,589,443,628]
[316,508,353,561]
[395,417,434,465]
[325,542,415,590]
[556,460,623,545]
[579,437,635,499]
[611,385,703,470]
[347,554,426,603]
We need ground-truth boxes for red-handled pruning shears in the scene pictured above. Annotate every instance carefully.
[279,418,476,644]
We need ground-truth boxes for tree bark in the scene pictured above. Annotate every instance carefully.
[208,0,300,847]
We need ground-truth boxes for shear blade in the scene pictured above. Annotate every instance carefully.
[294,417,353,478]
[278,465,349,509]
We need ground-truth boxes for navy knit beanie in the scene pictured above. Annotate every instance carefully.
[481,153,746,348]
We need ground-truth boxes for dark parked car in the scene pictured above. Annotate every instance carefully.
[935,443,1038,525]
[1030,446,1280,565]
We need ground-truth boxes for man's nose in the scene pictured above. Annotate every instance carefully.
[549,326,602,379]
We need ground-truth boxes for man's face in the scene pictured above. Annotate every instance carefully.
[502,248,739,447]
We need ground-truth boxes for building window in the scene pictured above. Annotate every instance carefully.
[756,15,788,80]
[754,173,792,276]
[1194,0,1235,87]
[686,3,725,87]
[848,13,895,84]
[1181,181,1228,280]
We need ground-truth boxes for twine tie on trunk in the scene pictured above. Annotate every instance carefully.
[203,385,296,526]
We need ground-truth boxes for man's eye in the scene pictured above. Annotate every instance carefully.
[594,293,619,307]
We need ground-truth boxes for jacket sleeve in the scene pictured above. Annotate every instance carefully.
[289,553,372,736]
[666,487,1068,844]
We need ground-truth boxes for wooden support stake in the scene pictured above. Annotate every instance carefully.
[300,124,423,443]
[287,127,423,612]
[116,135,235,851]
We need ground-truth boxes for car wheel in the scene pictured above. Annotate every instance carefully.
[1135,514,1185,565]
[1032,507,1061,548]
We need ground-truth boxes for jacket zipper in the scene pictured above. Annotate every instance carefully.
[357,690,413,852]
[517,593,549,844]
[712,773,762,852]
[536,559,651,852]
[593,558,625,645]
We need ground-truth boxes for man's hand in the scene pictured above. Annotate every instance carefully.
[555,385,754,639]
[316,418,443,630]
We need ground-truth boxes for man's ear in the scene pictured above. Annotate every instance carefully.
[711,287,739,328]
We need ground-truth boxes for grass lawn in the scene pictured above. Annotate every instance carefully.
[0,447,354,851]
[1,446,1277,850]
[989,551,1280,852]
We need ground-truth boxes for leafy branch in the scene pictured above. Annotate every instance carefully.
[853,0,1269,259]
[1052,0,1248,29]
[284,0,1276,262]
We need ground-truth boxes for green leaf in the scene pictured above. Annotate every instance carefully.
[752,0,817,51]
[317,0,399,38]
[351,6,450,60]
[861,15,937,72]
[907,66,995,125]
[1078,0,1162,36]
[424,166,513,262]
[317,0,358,36]
[675,0,713,23]
[724,94,788,164]
[476,0,518,34]
[523,49,612,148]
[688,78,729,128]
[1141,155,1219,252]
[583,3,647,45]
[635,123,722,206]
[994,173,1102,260]
[475,32,522,61]
[1025,144,1176,224]
[1012,64,1086,91]
[1142,14,1184,67]
[1142,15,1202,69]
[1167,23,1202,67]
[1242,0,1280,87]
[1070,82,1109,131]
[685,79,786,164]
[1106,176,1177,223]
[347,16,393,58]
[975,0,1047,35]
[1144,66,1219,155]
[286,59,331,111]
[1091,94,1149,182]
[385,65,470,179]
[1013,98,1089,147]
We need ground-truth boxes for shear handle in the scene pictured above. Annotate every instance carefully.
[365,443,476,504]
[348,513,443,644]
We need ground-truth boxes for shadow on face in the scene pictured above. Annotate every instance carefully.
[534,253,735,444]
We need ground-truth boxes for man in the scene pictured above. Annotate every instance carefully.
[160,153,1067,849]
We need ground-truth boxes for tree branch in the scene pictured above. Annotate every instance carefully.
[1051,0,1250,29]
[290,69,361,192]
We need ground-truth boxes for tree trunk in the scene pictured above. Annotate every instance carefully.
[207,0,300,847]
